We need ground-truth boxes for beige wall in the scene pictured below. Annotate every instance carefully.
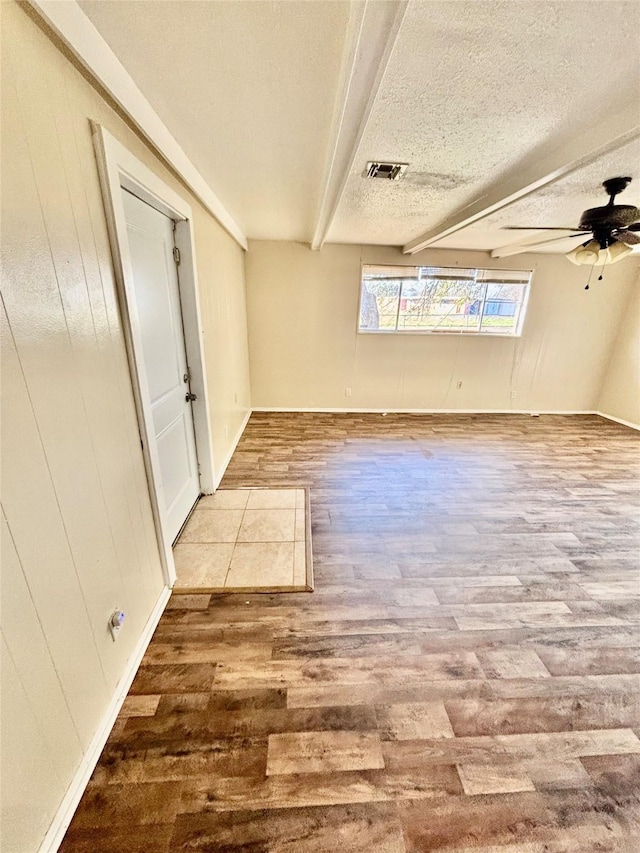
[246,241,638,412]
[0,4,250,851]
[598,274,640,427]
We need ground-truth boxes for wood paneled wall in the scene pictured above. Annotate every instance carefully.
[0,4,251,850]
[598,273,640,427]
[245,241,638,412]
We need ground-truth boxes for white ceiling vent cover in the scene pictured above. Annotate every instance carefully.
[365,161,408,181]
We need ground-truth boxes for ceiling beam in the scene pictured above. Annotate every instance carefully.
[402,101,640,256]
[310,0,409,251]
[26,0,248,251]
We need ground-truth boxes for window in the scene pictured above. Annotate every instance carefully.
[358,265,531,336]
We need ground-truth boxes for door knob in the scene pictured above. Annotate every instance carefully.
[185,392,197,402]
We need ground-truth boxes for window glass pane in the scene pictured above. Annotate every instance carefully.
[359,265,531,335]
[397,276,485,331]
[359,278,401,330]
[480,282,526,334]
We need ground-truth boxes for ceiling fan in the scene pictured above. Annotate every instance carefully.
[502,177,640,265]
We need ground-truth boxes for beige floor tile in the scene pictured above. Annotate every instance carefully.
[294,541,307,587]
[246,489,298,510]
[173,543,234,588]
[226,542,295,588]
[179,510,243,543]
[174,486,309,591]
[294,508,306,542]
[457,763,536,795]
[198,490,250,510]
[237,509,296,542]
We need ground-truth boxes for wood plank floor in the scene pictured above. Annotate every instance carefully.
[60,413,640,852]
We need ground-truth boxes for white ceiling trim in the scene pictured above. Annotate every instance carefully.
[310,0,409,251]
[402,100,640,255]
[27,0,248,251]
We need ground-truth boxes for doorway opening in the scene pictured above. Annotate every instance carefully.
[93,123,215,586]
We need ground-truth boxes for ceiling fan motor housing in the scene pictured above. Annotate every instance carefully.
[602,176,632,198]
[503,176,639,253]
[578,204,639,231]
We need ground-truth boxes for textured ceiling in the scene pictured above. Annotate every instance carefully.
[328,0,640,248]
[78,0,640,252]
[79,0,349,241]
[434,137,640,254]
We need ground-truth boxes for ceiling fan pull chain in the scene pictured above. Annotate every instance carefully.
[584,265,596,290]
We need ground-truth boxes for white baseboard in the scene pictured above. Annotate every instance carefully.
[595,410,640,431]
[211,408,252,491]
[252,406,597,415]
[38,585,171,853]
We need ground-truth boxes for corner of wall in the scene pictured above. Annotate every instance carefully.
[596,267,640,428]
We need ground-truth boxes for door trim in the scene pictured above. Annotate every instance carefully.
[92,122,215,586]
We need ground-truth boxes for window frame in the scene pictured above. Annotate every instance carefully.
[356,263,533,338]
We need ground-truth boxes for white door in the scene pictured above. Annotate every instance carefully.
[122,190,200,542]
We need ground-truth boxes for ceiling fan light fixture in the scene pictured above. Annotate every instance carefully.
[607,241,633,264]
[565,238,633,267]
[566,239,601,265]
[510,177,639,267]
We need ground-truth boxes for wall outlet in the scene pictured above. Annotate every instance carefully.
[510,390,517,399]
[456,381,463,390]
[345,388,352,397]
[109,610,125,641]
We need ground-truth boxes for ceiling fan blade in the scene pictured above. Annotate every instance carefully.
[625,223,640,231]
[615,230,640,245]
[502,226,583,231]
[493,233,587,257]
[512,233,585,243]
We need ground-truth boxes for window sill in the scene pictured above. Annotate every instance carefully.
[357,329,523,338]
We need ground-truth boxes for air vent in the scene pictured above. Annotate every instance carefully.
[365,161,408,181]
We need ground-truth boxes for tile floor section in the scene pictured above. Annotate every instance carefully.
[173,488,309,592]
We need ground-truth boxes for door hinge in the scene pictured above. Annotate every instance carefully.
[173,246,181,265]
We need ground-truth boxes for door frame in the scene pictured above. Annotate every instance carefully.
[92,123,215,586]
